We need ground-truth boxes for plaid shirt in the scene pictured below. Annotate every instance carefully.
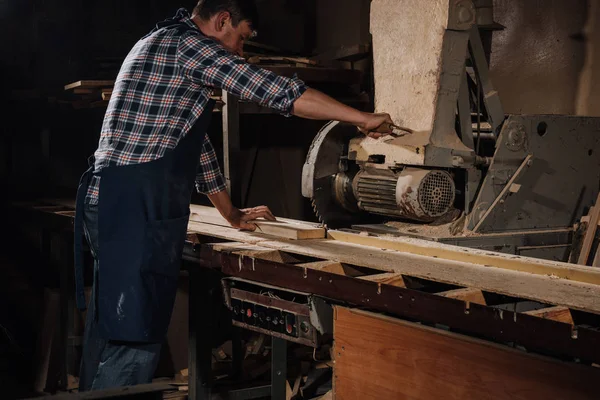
[86,8,307,204]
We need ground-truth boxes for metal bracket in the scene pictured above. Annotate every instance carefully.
[472,154,533,232]
[468,27,505,134]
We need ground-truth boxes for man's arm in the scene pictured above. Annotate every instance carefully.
[177,34,394,135]
[196,134,275,232]
[292,88,393,138]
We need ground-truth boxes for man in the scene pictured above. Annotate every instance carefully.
[74,0,394,390]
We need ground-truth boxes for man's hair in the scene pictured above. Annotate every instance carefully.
[193,0,260,31]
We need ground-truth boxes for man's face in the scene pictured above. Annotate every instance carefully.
[217,18,254,57]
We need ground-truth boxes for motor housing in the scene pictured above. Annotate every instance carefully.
[351,168,456,222]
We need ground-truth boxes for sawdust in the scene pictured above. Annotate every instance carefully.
[384,210,468,238]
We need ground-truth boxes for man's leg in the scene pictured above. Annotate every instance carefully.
[90,341,161,389]
[78,203,162,390]
[79,204,105,391]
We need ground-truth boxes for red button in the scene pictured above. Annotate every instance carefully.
[246,309,252,318]
[286,324,293,333]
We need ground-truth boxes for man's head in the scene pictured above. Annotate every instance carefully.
[192,0,259,56]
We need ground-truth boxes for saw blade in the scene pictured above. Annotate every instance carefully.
[303,121,382,229]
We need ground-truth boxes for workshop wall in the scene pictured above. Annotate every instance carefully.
[576,0,600,116]
[489,0,588,115]
[315,0,370,53]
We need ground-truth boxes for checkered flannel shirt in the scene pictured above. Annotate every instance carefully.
[85,8,307,204]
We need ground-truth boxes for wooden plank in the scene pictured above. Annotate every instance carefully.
[211,242,302,264]
[41,382,175,400]
[578,194,600,264]
[64,80,114,90]
[188,222,600,314]
[248,55,317,66]
[73,88,96,94]
[327,229,600,286]
[524,306,574,325]
[32,289,60,392]
[333,307,600,400]
[439,288,486,305]
[358,272,406,288]
[189,206,325,240]
[298,261,364,277]
[101,90,112,101]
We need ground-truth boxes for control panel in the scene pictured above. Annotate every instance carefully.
[222,278,332,347]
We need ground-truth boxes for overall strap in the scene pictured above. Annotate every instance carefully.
[73,156,95,310]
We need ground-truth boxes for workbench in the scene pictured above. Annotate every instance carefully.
[13,200,600,399]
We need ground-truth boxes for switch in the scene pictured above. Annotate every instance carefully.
[300,321,310,334]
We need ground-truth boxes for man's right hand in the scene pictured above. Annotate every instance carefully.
[357,113,394,139]
[291,89,396,138]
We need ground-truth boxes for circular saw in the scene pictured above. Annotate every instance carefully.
[301,121,381,229]
[302,121,458,229]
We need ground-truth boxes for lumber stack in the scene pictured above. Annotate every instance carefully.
[63,80,115,109]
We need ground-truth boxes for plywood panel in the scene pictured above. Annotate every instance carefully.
[333,307,599,400]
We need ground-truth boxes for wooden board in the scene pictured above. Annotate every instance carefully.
[439,288,486,305]
[524,306,574,325]
[64,80,115,90]
[328,229,600,286]
[593,247,600,267]
[210,242,303,264]
[189,205,325,240]
[188,222,600,314]
[333,307,600,400]
[358,272,406,288]
[578,194,600,265]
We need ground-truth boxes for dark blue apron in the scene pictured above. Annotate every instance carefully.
[74,17,214,343]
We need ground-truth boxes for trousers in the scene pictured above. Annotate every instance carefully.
[78,203,162,391]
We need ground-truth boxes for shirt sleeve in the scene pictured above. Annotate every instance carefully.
[177,33,308,116]
[195,134,227,195]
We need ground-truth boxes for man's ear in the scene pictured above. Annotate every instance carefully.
[215,11,232,32]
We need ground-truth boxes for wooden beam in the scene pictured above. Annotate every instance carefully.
[188,221,600,314]
[101,90,112,101]
[524,306,574,325]
[593,248,600,268]
[64,80,114,91]
[333,307,600,400]
[327,229,600,286]
[578,194,600,265]
[359,272,406,288]
[439,288,486,305]
[189,206,325,240]
[211,242,301,264]
[298,261,364,277]
[73,88,96,94]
